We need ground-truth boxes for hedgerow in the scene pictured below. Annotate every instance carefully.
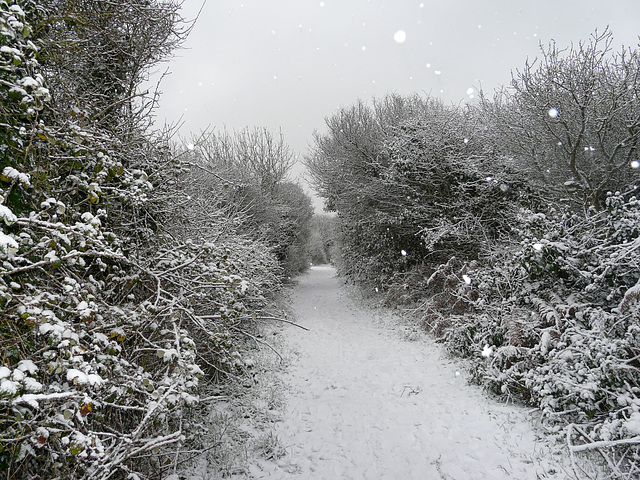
[307,30,640,478]
[0,2,292,479]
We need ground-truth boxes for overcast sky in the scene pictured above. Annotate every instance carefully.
[149,0,640,203]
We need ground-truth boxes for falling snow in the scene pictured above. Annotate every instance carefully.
[393,30,407,43]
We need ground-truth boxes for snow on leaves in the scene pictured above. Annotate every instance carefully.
[1,2,285,479]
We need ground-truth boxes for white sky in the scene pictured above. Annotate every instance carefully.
[148,0,640,204]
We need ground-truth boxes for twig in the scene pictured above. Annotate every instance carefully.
[156,250,205,276]
[163,441,222,471]
[233,327,284,362]
[255,315,310,331]
[570,435,640,452]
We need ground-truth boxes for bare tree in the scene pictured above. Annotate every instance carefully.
[197,127,295,194]
[485,29,640,211]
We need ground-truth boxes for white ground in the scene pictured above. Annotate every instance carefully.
[249,266,574,479]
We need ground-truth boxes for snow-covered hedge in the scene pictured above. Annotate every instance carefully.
[412,197,640,476]
[0,2,286,479]
[307,36,640,474]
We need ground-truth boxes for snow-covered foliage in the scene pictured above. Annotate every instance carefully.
[417,197,640,477]
[307,32,640,478]
[307,214,337,265]
[306,94,526,288]
[0,2,290,479]
[188,128,314,277]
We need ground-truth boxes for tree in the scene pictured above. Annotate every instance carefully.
[189,128,313,276]
[307,214,336,265]
[484,29,640,212]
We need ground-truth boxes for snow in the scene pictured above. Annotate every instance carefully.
[160,348,179,362]
[17,359,38,374]
[0,45,20,55]
[0,204,17,226]
[393,30,407,44]
[0,231,18,255]
[0,378,18,395]
[23,377,43,393]
[20,76,39,88]
[251,266,568,479]
[625,412,640,435]
[76,300,93,318]
[31,426,49,448]
[2,166,31,186]
[81,211,97,224]
[8,4,25,17]
[66,369,103,386]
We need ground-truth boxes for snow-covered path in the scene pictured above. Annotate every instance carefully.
[253,266,570,479]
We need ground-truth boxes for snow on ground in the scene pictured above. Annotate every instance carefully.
[250,266,573,479]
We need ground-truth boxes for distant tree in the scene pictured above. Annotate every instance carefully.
[273,182,314,275]
[307,214,336,265]
[190,128,313,276]
[197,127,294,192]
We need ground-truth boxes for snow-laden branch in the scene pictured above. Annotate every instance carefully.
[569,435,640,452]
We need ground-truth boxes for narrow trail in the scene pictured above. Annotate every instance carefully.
[252,266,571,479]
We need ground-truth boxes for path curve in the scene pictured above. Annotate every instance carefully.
[253,266,570,479]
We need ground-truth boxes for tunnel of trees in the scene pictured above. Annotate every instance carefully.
[1,0,639,476]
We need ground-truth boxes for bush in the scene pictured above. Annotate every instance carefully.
[0,2,287,478]
[414,197,640,474]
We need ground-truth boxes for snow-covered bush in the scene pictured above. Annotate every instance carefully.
[0,2,287,479]
[189,129,314,278]
[419,198,640,475]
